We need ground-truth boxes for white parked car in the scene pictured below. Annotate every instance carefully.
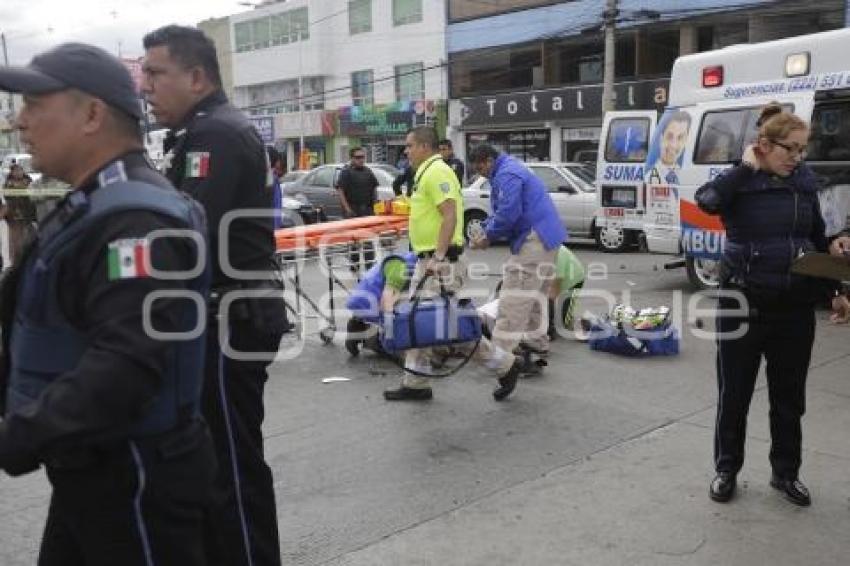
[461,161,601,241]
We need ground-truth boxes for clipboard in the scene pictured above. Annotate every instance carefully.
[791,252,850,281]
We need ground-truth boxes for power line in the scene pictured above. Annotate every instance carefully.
[237,1,845,115]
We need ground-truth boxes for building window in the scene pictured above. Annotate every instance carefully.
[395,62,424,102]
[393,0,422,26]
[235,77,325,115]
[351,70,374,107]
[449,43,541,98]
[349,0,372,35]
[234,7,309,53]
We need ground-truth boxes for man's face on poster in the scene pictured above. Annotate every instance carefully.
[660,119,689,167]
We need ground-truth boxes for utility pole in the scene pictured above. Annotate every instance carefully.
[298,29,305,170]
[601,0,619,113]
[1,32,19,152]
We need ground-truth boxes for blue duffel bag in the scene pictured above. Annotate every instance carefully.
[588,318,679,357]
[380,277,482,353]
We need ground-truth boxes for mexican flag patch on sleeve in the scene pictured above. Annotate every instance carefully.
[186,151,211,178]
[107,238,151,280]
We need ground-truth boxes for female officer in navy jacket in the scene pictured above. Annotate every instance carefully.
[696,103,836,507]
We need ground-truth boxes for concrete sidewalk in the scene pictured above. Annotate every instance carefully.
[326,326,850,566]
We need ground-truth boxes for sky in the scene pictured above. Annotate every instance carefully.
[1,0,256,64]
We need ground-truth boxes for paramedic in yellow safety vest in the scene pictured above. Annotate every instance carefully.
[383,127,523,402]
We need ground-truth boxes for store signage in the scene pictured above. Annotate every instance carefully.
[337,103,405,136]
[458,79,669,126]
[563,127,600,141]
[250,117,275,143]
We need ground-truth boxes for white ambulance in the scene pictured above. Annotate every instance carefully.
[596,27,850,288]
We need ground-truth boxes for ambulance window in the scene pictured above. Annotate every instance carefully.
[605,118,650,163]
[695,110,748,164]
[808,102,850,162]
[739,104,794,149]
[696,105,793,164]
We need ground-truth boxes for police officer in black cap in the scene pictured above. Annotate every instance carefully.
[0,43,214,564]
[142,25,288,566]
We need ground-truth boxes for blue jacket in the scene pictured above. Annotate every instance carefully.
[695,163,831,304]
[484,154,567,254]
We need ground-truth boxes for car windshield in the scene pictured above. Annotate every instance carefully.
[368,163,401,177]
[561,164,596,187]
[367,167,396,185]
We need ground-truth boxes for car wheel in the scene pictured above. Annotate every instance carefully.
[464,211,488,242]
[595,225,630,253]
[686,256,720,290]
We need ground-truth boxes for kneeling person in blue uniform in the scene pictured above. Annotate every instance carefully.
[345,251,418,356]
[0,44,215,565]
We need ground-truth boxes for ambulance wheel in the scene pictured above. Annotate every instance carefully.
[595,225,629,253]
[686,256,721,290]
[319,328,335,344]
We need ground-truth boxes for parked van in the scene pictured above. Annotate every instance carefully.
[596,27,850,287]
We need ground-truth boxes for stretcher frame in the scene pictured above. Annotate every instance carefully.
[274,215,409,343]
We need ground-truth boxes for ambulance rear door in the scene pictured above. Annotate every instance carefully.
[595,110,657,251]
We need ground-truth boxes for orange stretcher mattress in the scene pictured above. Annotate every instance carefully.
[275,215,408,252]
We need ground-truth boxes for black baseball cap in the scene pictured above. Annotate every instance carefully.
[0,42,143,120]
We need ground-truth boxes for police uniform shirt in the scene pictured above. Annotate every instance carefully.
[0,152,200,472]
[444,156,465,185]
[163,90,274,287]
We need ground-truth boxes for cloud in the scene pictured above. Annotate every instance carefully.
[2,0,251,64]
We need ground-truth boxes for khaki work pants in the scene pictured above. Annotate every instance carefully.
[492,233,556,355]
[401,256,515,390]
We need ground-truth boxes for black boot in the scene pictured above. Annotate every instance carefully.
[770,475,811,507]
[709,471,737,503]
[493,357,522,401]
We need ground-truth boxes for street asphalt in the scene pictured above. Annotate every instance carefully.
[1,241,847,566]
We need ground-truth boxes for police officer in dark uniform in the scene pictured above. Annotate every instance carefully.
[439,139,465,185]
[0,43,214,564]
[142,25,288,566]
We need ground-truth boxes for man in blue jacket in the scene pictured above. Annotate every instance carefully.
[468,144,567,363]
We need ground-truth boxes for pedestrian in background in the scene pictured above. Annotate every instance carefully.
[336,146,379,271]
[696,102,844,507]
[468,144,567,372]
[0,42,214,564]
[392,164,414,197]
[267,146,285,230]
[439,138,465,185]
[143,25,288,566]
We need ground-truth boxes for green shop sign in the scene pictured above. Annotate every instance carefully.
[337,101,438,136]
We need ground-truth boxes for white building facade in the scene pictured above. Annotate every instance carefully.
[230,0,448,167]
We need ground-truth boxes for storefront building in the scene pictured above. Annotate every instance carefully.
[445,0,846,164]
[323,99,447,166]
[452,78,669,163]
[225,0,448,170]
